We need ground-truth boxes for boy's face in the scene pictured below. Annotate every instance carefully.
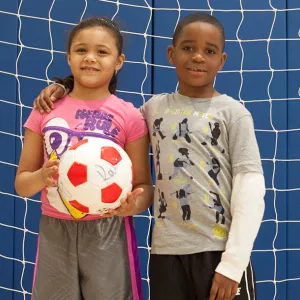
[168,21,226,96]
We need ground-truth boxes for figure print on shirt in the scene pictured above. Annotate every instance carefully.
[42,110,121,219]
[202,122,225,153]
[158,189,167,219]
[206,156,221,185]
[169,148,194,180]
[153,118,166,140]
[170,184,192,221]
[172,118,192,143]
[155,141,163,180]
[204,191,225,224]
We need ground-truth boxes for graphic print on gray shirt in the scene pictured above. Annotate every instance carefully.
[141,92,263,255]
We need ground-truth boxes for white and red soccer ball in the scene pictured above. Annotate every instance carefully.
[57,138,133,214]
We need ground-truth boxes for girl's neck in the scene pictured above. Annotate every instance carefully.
[70,82,111,101]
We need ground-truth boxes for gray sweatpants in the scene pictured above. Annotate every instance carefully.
[32,215,143,300]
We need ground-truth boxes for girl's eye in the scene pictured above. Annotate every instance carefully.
[76,48,86,53]
[98,50,108,54]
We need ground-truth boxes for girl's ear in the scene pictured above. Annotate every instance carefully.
[116,54,125,71]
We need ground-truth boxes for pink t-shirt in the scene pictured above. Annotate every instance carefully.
[24,94,148,220]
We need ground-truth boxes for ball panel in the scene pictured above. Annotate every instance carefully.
[101,146,122,166]
[69,200,89,213]
[69,139,88,150]
[101,183,122,203]
[58,149,75,177]
[112,159,133,189]
[67,162,87,187]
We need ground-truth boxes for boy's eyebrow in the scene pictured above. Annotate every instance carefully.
[179,40,220,51]
[206,42,220,50]
[179,40,196,45]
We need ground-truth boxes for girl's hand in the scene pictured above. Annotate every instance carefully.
[102,188,144,218]
[41,160,59,187]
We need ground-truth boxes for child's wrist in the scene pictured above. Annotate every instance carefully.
[32,168,48,190]
[50,82,69,96]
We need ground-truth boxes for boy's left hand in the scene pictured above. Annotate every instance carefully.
[209,272,239,300]
[102,188,144,217]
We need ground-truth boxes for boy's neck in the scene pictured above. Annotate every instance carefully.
[178,83,220,99]
[70,82,111,101]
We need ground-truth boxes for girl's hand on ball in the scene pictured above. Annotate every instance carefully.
[112,188,144,217]
[42,160,59,187]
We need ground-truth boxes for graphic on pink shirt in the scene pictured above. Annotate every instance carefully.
[43,108,121,158]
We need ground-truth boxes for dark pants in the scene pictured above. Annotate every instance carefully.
[150,251,256,300]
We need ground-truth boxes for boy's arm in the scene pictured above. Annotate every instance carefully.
[215,171,265,282]
[33,76,72,113]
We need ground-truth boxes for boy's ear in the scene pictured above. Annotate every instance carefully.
[67,53,71,66]
[218,52,227,71]
[167,45,175,65]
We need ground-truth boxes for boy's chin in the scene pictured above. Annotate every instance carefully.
[185,79,211,89]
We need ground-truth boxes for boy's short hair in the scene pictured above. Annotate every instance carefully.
[172,13,226,51]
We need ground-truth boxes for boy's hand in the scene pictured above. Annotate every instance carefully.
[33,84,65,113]
[42,160,59,187]
[102,188,144,218]
[209,272,239,300]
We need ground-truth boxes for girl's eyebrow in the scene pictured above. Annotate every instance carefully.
[72,43,112,51]
[73,43,109,48]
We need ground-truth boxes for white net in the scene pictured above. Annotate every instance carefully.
[0,0,299,299]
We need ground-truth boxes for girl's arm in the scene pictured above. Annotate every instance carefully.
[111,134,153,216]
[15,129,58,197]
[125,134,153,214]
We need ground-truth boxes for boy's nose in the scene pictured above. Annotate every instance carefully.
[192,53,205,63]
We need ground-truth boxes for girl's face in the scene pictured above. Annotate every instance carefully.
[68,26,124,90]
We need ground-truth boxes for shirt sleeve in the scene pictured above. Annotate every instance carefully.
[24,108,43,135]
[215,172,265,282]
[139,102,146,117]
[228,115,263,176]
[125,105,148,143]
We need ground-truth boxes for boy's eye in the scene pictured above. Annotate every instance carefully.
[183,46,194,52]
[207,49,216,54]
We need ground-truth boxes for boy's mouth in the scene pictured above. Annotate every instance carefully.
[187,68,207,73]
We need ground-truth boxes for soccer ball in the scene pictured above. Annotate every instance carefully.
[57,138,133,215]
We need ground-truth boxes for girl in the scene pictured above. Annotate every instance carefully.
[15,17,153,300]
